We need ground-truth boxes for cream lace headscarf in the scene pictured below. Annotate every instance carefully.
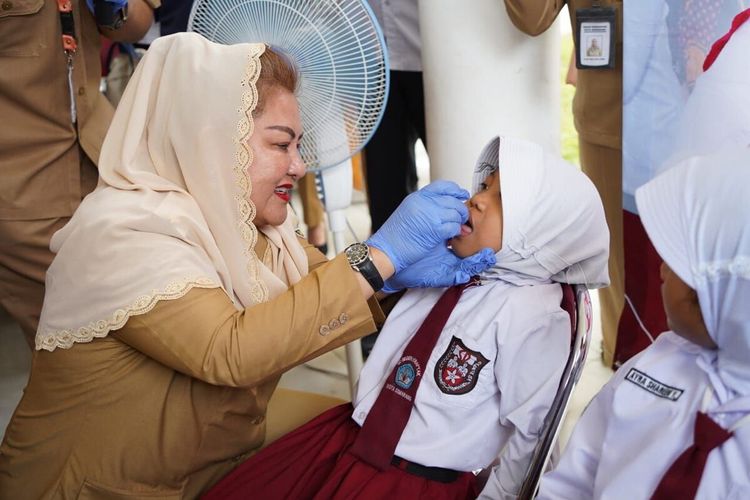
[36,33,308,351]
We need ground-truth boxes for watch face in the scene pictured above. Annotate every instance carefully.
[346,243,369,266]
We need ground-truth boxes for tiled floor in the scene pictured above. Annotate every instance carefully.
[0,142,613,454]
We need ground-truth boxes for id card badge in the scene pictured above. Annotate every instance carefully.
[575,3,616,69]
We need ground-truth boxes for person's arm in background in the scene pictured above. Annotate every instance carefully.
[100,0,159,42]
[623,1,669,105]
[565,52,578,86]
[679,0,722,87]
[502,0,566,36]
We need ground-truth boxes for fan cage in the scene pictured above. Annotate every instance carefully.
[189,0,389,171]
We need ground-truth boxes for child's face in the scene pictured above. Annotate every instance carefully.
[660,262,716,349]
[450,171,503,258]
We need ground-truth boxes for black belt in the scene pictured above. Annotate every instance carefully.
[390,456,462,484]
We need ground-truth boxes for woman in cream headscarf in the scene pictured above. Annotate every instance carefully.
[0,33,486,498]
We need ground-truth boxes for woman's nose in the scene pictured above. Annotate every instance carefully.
[289,149,306,179]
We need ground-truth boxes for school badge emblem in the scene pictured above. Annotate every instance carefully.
[395,361,417,390]
[434,336,489,395]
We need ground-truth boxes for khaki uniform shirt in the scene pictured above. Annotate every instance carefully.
[504,0,623,149]
[0,238,383,498]
[0,0,112,220]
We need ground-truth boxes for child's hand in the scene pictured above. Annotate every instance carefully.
[382,245,496,292]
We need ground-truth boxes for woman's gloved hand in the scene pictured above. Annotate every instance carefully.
[366,181,470,272]
[382,245,496,292]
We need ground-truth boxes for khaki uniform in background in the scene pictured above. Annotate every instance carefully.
[0,238,384,499]
[0,0,111,346]
[504,0,624,367]
[296,153,365,236]
[297,173,325,229]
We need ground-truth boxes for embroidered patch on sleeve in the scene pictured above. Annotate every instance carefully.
[625,368,684,401]
[433,336,489,395]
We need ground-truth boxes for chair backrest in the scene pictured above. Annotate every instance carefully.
[516,283,593,499]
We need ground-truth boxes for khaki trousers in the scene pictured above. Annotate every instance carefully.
[0,217,69,348]
[579,139,624,367]
[0,150,97,348]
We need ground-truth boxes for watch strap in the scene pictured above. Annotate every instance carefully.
[346,243,384,292]
[356,255,384,293]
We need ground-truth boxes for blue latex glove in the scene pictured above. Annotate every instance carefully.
[86,0,128,14]
[366,180,470,273]
[382,246,496,292]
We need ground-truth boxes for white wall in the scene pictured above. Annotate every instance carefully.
[420,0,561,188]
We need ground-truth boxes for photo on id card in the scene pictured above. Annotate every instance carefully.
[580,22,610,66]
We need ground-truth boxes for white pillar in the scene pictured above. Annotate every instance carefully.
[420,0,561,188]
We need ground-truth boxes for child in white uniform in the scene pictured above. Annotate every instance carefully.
[205,135,610,500]
[537,145,750,500]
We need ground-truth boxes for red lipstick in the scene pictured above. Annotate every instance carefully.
[274,183,293,203]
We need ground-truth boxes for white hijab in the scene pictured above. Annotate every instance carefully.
[36,33,308,351]
[636,145,750,396]
[470,136,610,289]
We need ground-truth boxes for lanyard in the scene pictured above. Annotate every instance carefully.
[57,0,78,124]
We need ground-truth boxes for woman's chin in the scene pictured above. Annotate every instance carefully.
[254,209,288,228]
[267,211,289,227]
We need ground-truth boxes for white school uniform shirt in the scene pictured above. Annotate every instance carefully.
[352,279,570,497]
[537,332,750,500]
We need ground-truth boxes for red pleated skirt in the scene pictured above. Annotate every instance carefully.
[203,403,478,500]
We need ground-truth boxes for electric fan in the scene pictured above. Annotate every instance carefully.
[188,0,388,171]
[188,0,389,393]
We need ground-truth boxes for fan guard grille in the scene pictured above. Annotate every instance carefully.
[189,0,389,170]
